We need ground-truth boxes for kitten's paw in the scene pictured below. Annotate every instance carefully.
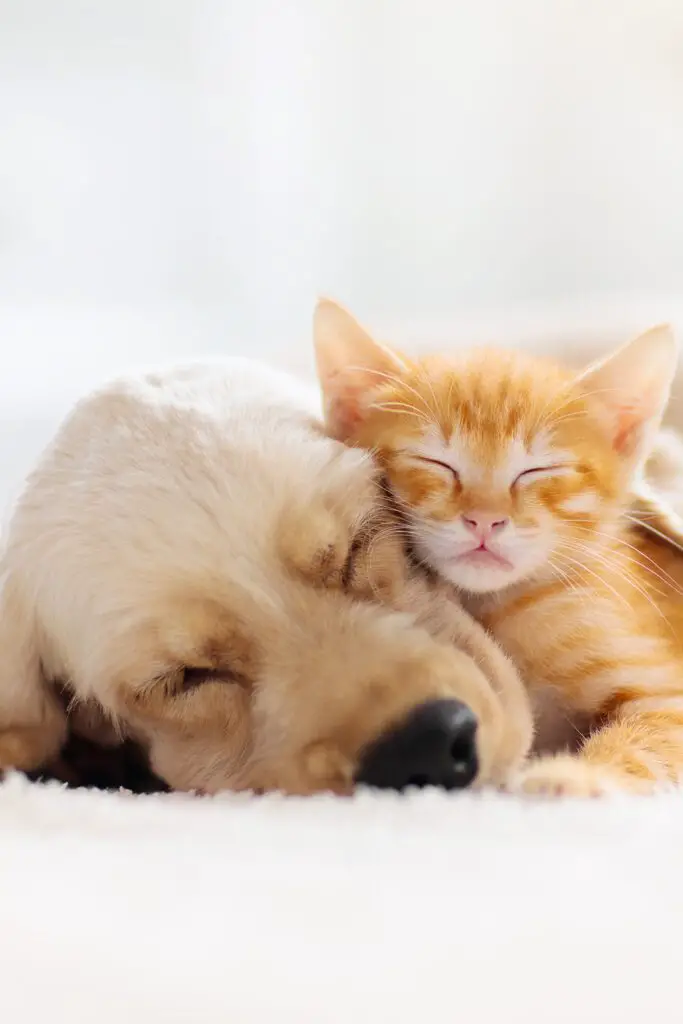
[504,755,621,799]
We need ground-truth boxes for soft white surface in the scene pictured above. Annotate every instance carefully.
[0,773,681,1024]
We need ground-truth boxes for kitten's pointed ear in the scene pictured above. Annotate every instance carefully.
[576,324,679,470]
[313,298,408,440]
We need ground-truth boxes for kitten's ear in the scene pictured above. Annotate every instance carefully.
[313,298,408,440]
[576,324,679,471]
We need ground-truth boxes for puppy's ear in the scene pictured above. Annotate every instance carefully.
[313,298,407,441]
[575,324,678,475]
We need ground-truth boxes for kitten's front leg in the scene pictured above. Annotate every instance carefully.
[582,710,682,791]
[509,685,683,798]
[507,753,642,798]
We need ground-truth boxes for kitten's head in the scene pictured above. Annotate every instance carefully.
[314,299,678,595]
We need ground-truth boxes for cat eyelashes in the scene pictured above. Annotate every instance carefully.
[408,454,573,490]
[512,465,574,487]
[416,456,460,480]
[399,453,461,483]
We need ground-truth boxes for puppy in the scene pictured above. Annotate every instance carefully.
[0,359,533,795]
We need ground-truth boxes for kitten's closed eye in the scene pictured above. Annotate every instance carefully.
[397,454,460,488]
[513,465,573,487]
[416,456,459,480]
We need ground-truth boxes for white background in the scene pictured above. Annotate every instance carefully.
[1,0,683,500]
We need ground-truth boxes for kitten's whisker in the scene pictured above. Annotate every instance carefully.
[547,557,580,596]
[532,390,573,436]
[561,385,630,403]
[553,545,637,616]
[369,401,430,423]
[577,542,670,605]
[570,524,683,597]
[557,539,674,631]
[550,552,621,622]
[547,411,589,428]
[624,513,683,555]
[417,365,441,421]
[538,385,630,435]
[348,366,433,416]
[445,372,458,418]
[626,512,671,520]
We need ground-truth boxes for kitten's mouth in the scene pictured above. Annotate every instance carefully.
[454,546,514,571]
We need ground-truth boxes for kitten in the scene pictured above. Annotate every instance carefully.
[314,298,683,797]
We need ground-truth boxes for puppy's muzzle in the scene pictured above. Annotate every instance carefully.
[355,699,479,791]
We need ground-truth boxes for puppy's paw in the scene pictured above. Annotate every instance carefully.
[504,754,623,799]
[279,506,349,586]
[0,721,67,772]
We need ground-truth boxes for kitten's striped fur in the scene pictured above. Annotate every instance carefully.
[315,299,683,796]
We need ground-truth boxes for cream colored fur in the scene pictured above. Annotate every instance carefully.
[0,359,532,794]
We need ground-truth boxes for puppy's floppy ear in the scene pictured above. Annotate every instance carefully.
[575,324,679,475]
[313,298,408,441]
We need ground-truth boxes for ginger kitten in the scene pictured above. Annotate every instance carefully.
[314,298,683,797]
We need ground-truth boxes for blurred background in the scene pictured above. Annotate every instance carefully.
[1,0,683,502]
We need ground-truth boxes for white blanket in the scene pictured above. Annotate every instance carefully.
[1,772,681,1024]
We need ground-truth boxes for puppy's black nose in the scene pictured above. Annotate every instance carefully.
[355,699,478,791]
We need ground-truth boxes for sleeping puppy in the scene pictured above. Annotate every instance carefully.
[0,359,533,795]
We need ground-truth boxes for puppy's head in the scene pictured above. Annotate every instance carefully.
[47,361,501,794]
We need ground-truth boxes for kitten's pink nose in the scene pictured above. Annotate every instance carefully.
[462,512,509,542]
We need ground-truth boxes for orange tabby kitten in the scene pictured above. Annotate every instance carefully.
[314,298,683,797]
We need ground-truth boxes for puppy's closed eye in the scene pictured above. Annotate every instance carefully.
[177,666,250,693]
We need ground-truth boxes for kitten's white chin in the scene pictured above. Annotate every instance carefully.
[439,560,526,594]
[411,529,547,594]
[426,548,540,594]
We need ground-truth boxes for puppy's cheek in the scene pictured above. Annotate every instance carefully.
[117,678,250,732]
[303,742,355,794]
[241,744,355,797]
[147,734,250,794]
[117,683,255,793]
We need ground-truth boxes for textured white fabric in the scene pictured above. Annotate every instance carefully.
[1,772,681,1024]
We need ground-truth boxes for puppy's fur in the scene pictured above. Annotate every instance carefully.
[0,360,532,794]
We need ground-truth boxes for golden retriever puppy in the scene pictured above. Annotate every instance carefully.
[0,359,533,795]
